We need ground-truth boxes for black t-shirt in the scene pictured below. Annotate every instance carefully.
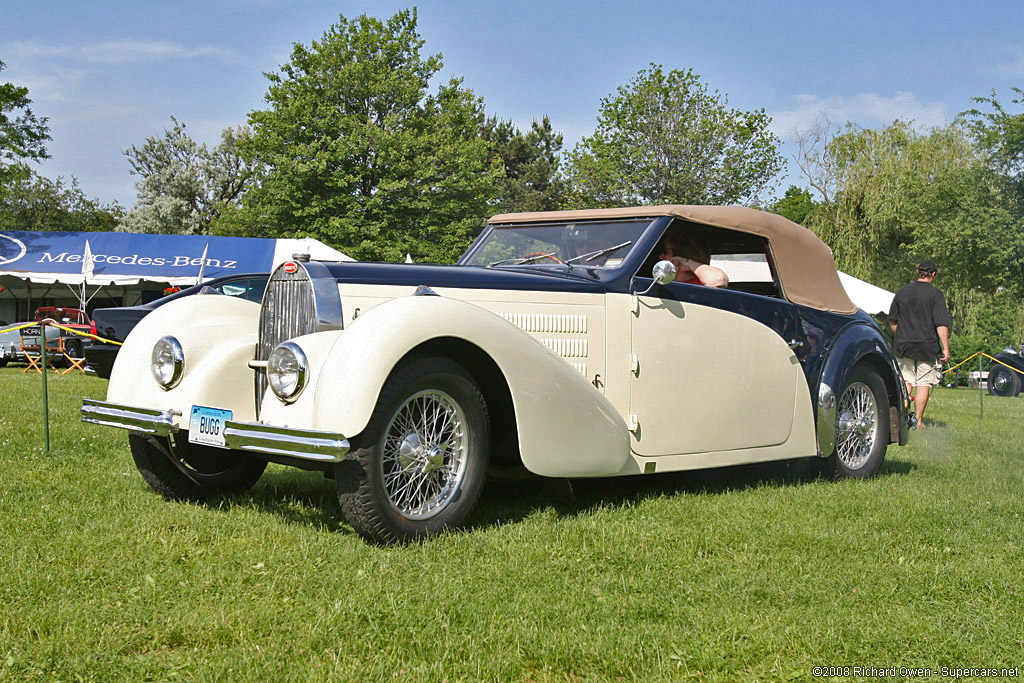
[888,280,951,361]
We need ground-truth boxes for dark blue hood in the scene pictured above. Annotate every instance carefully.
[321,261,611,294]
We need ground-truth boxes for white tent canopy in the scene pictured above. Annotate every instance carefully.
[836,271,895,316]
[711,256,894,315]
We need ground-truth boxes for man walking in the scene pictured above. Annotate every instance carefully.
[888,259,951,429]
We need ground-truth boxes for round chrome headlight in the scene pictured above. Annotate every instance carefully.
[267,342,308,402]
[151,336,184,389]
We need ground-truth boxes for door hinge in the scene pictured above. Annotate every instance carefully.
[630,353,640,376]
[628,414,639,433]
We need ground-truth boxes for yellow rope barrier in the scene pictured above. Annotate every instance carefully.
[3,321,123,346]
[46,323,122,346]
[940,351,1024,377]
[943,353,979,374]
[980,352,1024,376]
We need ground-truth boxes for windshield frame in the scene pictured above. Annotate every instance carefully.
[459,218,656,270]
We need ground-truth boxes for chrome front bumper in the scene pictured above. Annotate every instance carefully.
[81,398,350,462]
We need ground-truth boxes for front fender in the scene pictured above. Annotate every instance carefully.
[817,322,908,454]
[992,352,1024,373]
[259,295,631,477]
[107,295,260,425]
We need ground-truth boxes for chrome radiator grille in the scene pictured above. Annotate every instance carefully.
[255,265,317,416]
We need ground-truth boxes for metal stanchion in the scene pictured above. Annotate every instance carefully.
[979,352,984,420]
[40,321,51,454]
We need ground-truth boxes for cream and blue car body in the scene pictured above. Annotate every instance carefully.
[82,206,909,544]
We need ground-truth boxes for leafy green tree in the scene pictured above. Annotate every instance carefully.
[769,186,816,224]
[800,118,1024,359]
[1,61,51,194]
[481,115,564,213]
[962,87,1024,184]
[562,64,784,208]
[238,10,500,262]
[120,117,253,235]
[0,172,123,232]
[805,121,1021,293]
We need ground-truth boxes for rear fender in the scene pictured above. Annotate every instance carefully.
[261,295,631,477]
[817,323,908,454]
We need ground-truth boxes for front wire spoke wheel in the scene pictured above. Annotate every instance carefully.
[337,356,490,544]
[380,389,469,521]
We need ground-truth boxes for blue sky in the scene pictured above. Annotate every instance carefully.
[3,0,1023,209]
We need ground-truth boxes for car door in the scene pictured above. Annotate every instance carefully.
[628,283,807,457]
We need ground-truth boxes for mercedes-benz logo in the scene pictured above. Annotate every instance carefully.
[0,234,27,266]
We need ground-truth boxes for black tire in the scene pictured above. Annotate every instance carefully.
[336,356,490,544]
[58,339,84,369]
[65,339,83,360]
[129,432,267,501]
[827,365,890,481]
[987,365,1021,397]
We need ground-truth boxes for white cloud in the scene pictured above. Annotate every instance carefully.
[6,42,73,59]
[81,40,232,65]
[770,92,951,140]
[6,39,233,67]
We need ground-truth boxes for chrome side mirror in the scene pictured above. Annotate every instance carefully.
[636,260,676,296]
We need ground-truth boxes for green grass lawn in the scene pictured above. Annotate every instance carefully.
[1,367,1021,681]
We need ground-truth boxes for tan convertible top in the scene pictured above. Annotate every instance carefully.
[488,205,857,315]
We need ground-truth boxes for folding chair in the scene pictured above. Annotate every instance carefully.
[21,325,63,374]
[61,336,87,375]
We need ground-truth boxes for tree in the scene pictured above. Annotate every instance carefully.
[0,172,123,232]
[481,115,564,213]
[799,117,1024,358]
[769,186,816,225]
[961,87,1024,184]
[562,65,784,208]
[120,117,253,235]
[1,61,51,194]
[237,9,500,262]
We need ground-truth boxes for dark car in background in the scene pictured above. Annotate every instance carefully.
[85,273,268,378]
[987,346,1024,397]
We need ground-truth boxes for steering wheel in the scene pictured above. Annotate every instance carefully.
[523,251,564,264]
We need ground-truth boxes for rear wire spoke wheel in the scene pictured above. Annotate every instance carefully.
[129,432,267,501]
[337,357,489,544]
[829,365,889,480]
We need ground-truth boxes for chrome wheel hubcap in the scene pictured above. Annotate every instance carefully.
[993,372,1008,391]
[380,390,468,520]
[835,381,878,470]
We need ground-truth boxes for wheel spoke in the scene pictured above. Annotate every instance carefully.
[379,389,469,520]
[835,381,878,470]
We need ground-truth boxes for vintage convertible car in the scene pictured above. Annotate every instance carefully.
[82,206,909,544]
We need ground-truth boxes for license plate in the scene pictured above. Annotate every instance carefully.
[189,405,233,448]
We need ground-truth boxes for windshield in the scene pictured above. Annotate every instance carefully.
[464,220,653,268]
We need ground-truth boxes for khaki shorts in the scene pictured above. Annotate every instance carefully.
[898,357,942,387]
